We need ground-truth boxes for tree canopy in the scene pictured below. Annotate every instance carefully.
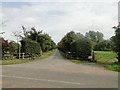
[58,31,92,60]
[85,31,104,43]
[112,25,120,62]
[20,26,56,55]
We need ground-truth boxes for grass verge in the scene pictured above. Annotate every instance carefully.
[59,50,120,72]
[0,59,32,65]
[95,51,120,72]
[104,62,120,72]
[0,50,55,65]
[36,49,55,60]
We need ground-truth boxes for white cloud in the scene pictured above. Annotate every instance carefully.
[1,0,119,2]
[21,17,38,24]
[1,2,118,43]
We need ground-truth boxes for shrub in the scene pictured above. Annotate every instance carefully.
[58,31,92,60]
[70,38,92,60]
[21,38,42,55]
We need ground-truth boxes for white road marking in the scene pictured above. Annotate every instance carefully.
[1,75,83,85]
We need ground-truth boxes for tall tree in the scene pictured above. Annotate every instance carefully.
[94,40,112,51]
[112,25,120,62]
[85,31,104,43]
[58,31,76,53]
[58,31,92,60]
[21,26,56,52]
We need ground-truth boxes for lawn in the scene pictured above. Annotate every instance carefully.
[0,50,55,65]
[95,51,120,72]
[69,51,120,72]
[95,51,117,63]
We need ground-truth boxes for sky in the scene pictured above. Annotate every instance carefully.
[0,0,119,43]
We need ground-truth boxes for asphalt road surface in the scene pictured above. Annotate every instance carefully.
[2,50,118,88]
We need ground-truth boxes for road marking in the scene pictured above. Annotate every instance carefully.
[1,75,83,85]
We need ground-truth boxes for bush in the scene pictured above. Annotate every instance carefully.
[21,38,42,55]
[94,40,112,51]
[70,38,92,60]
[58,31,92,60]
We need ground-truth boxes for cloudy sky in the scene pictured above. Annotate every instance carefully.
[0,0,119,43]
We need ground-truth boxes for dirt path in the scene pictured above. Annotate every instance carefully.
[2,50,118,88]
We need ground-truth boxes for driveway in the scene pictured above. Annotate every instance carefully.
[2,50,118,88]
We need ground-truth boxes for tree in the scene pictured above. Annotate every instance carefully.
[94,40,112,51]
[70,38,92,60]
[21,26,56,52]
[37,33,56,52]
[58,31,76,53]
[9,41,18,54]
[85,31,104,43]
[2,39,9,55]
[112,25,120,62]
[21,38,42,55]
[27,27,42,42]
[58,31,92,60]
[1,38,18,59]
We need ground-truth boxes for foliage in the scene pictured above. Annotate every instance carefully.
[85,31,114,52]
[21,38,42,55]
[112,25,120,62]
[94,40,113,51]
[58,31,92,60]
[85,31,104,43]
[21,26,56,52]
[9,41,19,54]
[58,31,77,52]
[1,38,18,58]
[104,62,120,72]
[70,38,92,60]
[37,33,56,52]
[2,38,9,55]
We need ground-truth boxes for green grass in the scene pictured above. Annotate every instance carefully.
[71,60,81,63]
[94,51,120,72]
[0,59,32,65]
[63,50,119,72]
[0,50,55,65]
[104,62,120,72]
[95,51,117,63]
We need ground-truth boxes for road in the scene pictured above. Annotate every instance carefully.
[2,50,118,88]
